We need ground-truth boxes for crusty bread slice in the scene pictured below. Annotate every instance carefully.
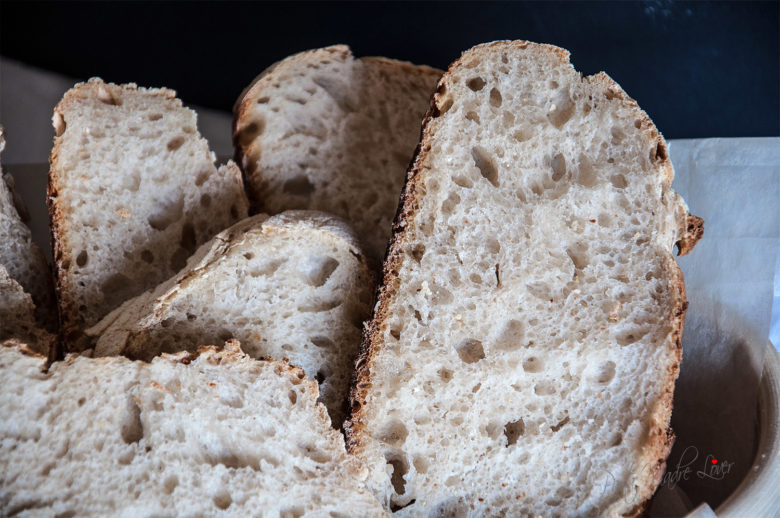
[346,41,703,516]
[0,127,57,332]
[233,45,441,262]
[48,78,249,352]
[0,266,55,355]
[0,339,385,517]
[89,210,374,426]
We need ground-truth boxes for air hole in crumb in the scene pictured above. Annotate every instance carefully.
[489,88,503,107]
[386,453,409,496]
[611,127,625,144]
[596,361,616,383]
[616,327,649,346]
[310,336,334,349]
[454,339,485,364]
[148,113,163,121]
[651,139,668,162]
[609,174,628,189]
[495,319,525,350]
[409,243,425,263]
[170,247,189,272]
[413,456,429,474]
[598,213,612,227]
[471,147,499,187]
[238,117,265,147]
[551,416,570,432]
[167,136,186,151]
[97,85,120,105]
[452,174,473,188]
[120,396,143,444]
[575,154,599,187]
[213,490,232,510]
[163,475,178,494]
[141,250,154,263]
[466,77,486,91]
[301,256,339,287]
[534,381,556,396]
[551,153,566,181]
[609,432,623,447]
[436,95,454,115]
[522,357,543,373]
[378,419,408,446]
[147,196,184,231]
[438,368,454,383]
[566,245,589,270]
[504,419,524,446]
[282,176,315,197]
[76,250,88,267]
[77,397,86,406]
[547,89,575,129]
[230,204,239,219]
[465,111,480,124]
[288,389,297,405]
[513,128,532,142]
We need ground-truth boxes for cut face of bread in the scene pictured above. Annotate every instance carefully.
[89,211,374,426]
[48,79,249,351]
[0,127,57,332]
[347,41,703,516]
[0,266,54,355]
[0,340,385,517]
[234,45,441,262]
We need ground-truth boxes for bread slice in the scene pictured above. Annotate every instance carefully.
[233,45,441,262]
[48,78,249,352]
[88,210,374,426]
[0,266,55,356]
[0,339,385,516]
[0,126,57,332]
[346,41,704,516]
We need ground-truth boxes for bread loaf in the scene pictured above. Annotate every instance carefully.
[48,79,249,352]
[346,41,703,516]
[0,339,385,517]
[89,210,374,426]
[233,45,441,262]
[0,126,57,333]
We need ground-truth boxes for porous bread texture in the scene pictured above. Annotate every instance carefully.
[89,210,374,426]
[0,266,54,355]
[48,78,249,352]
[234,45,442,262]
[347,41,703,517]
[0,127,57,332]
[0,339,386,517]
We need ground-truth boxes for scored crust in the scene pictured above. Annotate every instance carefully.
[345,40,703,515]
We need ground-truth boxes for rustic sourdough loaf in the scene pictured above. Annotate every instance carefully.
[233,45,441,262]
[88,210,374,426]
[0,127,57,333]
[0,339,385,517]
[346,41,703,516]
[48,79,248,352]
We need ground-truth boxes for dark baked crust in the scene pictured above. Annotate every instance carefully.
[344,40,703,515]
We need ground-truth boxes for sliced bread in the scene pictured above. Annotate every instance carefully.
[346,41,703,516]
[0,266,54,356]
[89,210,374,426]
[0,127,57,332]
[233,45,441,262]
[0,339,385,517]
[48,78,249,352]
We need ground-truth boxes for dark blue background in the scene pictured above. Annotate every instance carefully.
[1,1,777,138]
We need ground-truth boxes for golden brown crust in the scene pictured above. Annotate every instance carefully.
[345,40,703,513]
